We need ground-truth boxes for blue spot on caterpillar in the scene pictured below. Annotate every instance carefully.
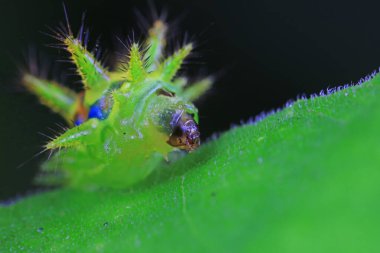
[88,96,112,121]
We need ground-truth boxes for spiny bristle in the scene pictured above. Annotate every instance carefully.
[126,43,146,83]
[159,43,193,82]
[180,77,213,102]
[63,36,110,105]
[45,118,98,150]
[22,74,78,123]
[144,20,167,72]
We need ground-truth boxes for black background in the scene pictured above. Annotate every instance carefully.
[1,0,380,200]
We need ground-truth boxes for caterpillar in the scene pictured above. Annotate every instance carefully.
[22,11,212,188]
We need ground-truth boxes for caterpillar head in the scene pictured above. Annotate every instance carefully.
[150,89,201,152]
[167,110,200,151]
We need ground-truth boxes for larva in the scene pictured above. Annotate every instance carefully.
[22,12,211,188]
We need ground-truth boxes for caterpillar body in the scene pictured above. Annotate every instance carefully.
[22,17,211,188]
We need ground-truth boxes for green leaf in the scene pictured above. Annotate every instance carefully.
[2,74,380,252]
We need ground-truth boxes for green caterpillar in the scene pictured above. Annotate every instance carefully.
[22,14,212,189]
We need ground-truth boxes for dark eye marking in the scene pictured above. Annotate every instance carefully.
[167,111,200,151]
[156,89,174,97]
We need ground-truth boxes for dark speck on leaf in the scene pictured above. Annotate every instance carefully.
[37,227,44,233]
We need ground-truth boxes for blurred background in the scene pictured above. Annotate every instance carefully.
[1,0,380,200]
